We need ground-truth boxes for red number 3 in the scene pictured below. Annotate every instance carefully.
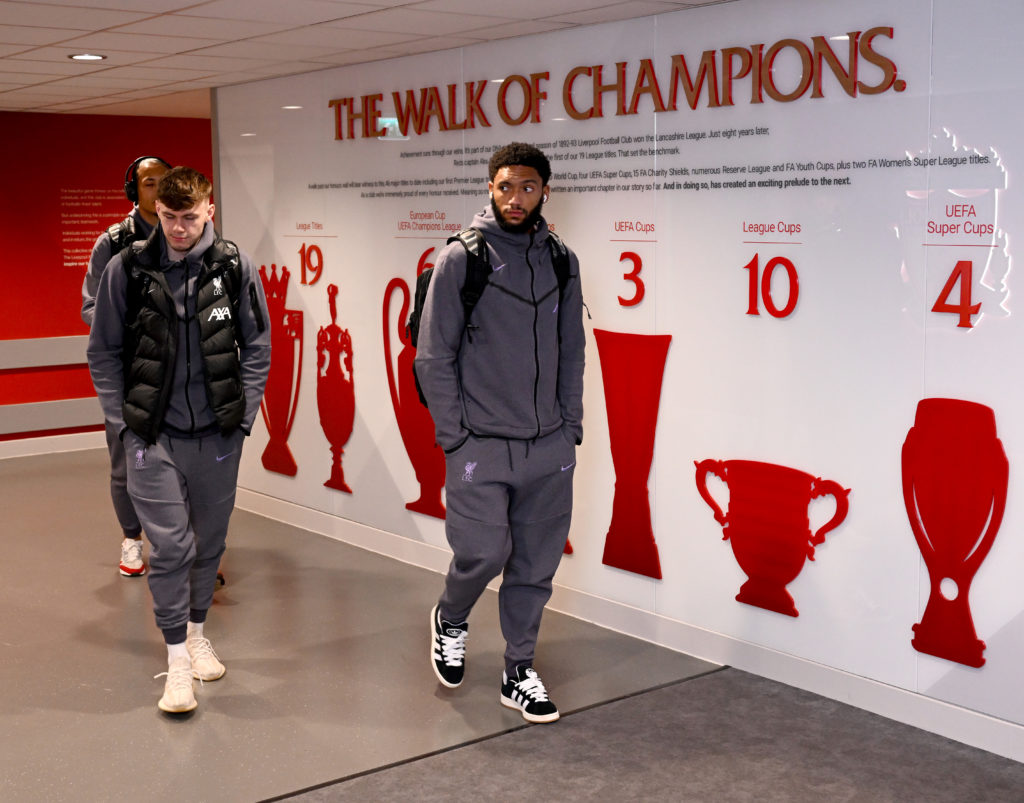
[618,251,644,307]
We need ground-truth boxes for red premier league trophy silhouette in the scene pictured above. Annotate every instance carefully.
[695,459,850,617]
[258,264,303,476]
[901,398,1007,667]
[383,277,445,518]
[594,329,672,579]
[317,284,355,493]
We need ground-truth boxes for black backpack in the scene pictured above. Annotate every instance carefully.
[407,227,571,407]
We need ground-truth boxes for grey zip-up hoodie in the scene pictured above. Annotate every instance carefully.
[87,221,271,438]
[414,205,585,452]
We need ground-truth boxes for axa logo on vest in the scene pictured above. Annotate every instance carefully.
[209,307,231,322]
[327,27,904,140]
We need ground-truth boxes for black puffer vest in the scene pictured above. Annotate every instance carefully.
[121,234,247,443]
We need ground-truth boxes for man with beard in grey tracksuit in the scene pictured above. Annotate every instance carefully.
[88,167,270,714]
[415,142,585,724]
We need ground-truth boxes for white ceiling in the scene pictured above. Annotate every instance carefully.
[0,0,733,117]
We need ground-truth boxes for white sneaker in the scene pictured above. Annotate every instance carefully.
[119,537,146,577]
[156,657,197,713]
[187,626,225,681]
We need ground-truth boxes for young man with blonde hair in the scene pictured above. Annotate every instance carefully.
[82,155,170,577]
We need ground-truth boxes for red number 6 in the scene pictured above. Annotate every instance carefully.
[417,247,434,276]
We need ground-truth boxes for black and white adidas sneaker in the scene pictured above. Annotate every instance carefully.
[500,666,559,723]
[431,604,468,688]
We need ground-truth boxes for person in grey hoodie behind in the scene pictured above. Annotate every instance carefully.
[415,142,585,724]
[81,155,170,579]
[87,167,271,714]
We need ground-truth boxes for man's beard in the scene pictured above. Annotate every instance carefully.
[492,196,544,233]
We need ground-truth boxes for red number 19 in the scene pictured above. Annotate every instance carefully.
[298,243,323,285]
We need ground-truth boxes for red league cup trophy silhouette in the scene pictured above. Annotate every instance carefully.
[317,284,355,493]
[901,398,1007,667]
[383,277,446,518]
[594,328,672,579]
[258,264,303,476]
[695,459,850,617]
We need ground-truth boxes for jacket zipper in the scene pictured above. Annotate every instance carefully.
[148,271,178,444]
[526,231,541,439]
[183,261,197,433]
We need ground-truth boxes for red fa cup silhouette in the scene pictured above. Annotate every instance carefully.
[902,398,1007,667]
[317,284,355,493]
[594,328,672,579]
[383,277,445,518]
[695,459,850,616]
[258,264,303,476]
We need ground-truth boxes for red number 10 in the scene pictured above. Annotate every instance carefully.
[743,253,799,317]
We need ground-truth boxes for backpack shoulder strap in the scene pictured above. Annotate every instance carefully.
[106,216,137,252]
[202,237,265,342]
[120,240,151,327]
[447,227,492,327]
[547,231,571,294]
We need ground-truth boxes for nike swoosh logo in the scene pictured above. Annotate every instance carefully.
[561,462,575,471]
[216,453,234,462]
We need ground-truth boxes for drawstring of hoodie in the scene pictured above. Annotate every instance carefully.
[504,438,536,472]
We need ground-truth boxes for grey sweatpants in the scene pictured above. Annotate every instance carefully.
[439,428,576,671]
[124,428,245,637]
[104,421,142,539]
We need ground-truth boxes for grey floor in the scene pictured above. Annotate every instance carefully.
[3,449,1024,802]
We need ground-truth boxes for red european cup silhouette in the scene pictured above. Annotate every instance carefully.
[317,284,355,493]
[695,459,850,616]
[383,277,445,518]
[594,328,672,579]
[259,264,303,476]
[902,398,1007,667]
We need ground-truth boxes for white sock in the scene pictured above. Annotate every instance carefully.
[167,641,189,664]
[187,621,204,639]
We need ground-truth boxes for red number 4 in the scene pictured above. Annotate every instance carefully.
[932,260,980,328]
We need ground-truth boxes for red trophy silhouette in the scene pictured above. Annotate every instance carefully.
[695,459,850,617]
[258,264,303,476]
[902,398,1007,667]
[383,277,446,518]
[317,284,355,493]
[594,328,672,579]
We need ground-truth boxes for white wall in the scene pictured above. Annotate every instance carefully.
[218,0,1024,761]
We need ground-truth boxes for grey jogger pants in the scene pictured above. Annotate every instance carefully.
[124,428,244,636]
[439,428,576,671]
[104,421,142,539]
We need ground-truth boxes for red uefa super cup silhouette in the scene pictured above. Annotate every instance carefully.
[383,277,445,518]
[594,328,672,579]
[902,398,1007,667]
[259,264,303,476]
[695,459,850,616]
[317,284,355,493]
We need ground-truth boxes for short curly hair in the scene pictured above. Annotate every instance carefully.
[488,142,551,185]
[157,166,212,210]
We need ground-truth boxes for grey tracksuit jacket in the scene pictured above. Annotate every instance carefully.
[414,206,585,451]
